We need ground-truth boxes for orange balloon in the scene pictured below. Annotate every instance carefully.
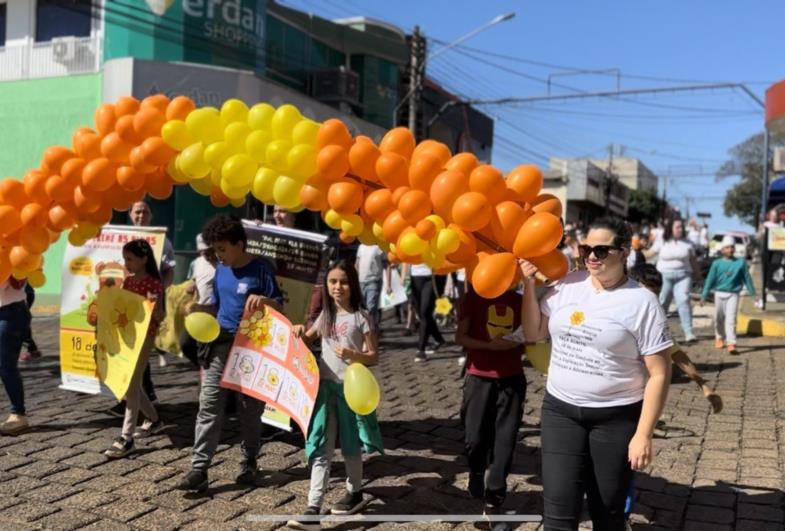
[82,203,113,225]
[104,184,136,211]
[9,246,41,273]
[506,164,543,204]
[133,107,166,139]
[210,187,230,207]
[19,226,50,255]
[469,165,507,205]
[141,137,176,166]
[0,257,10,285]
[430,170,469,221]
[317,145,350,182]
[379,127,415,160]
[141,94,171,113]
[465,252,484,282]
[445,152,479,176]
[530,248,569,281]
[42,146,76,175]
[412,140,451,167]
[348,139,380,181]
[146,168,174,200]
[73,185,101,214]
[471,252,518,299]
[117,166,145,191]
[0,205,22,236]
[82,158,116,192]
[0,180,28,209]
[512,212,563,259]
[48,205,76,231]
[408,152,442,191]
[339,231,356,244]
[391,185,410,206]
[415,218,437,240]
[44,175,75,204]
[451,192,491,232]
[398,190,432,225]
[327,181,363,215]
[317,119,353,150]
[166,96,197,121]
[61,157,87,186]
[115,115,143,145]
[23,170,50,206]
[387,251,399,264]
[130,145,156,173]
[446,226,477,265]
[363,189,395,223]
[299,183,329,212]
[95,104,117,136]
[490,201,531,251]
[530,193,563,217]
[114,96,140,117]
[73,129,103,160]
[20,203,47,228]
[382,210,410,243]
[375,152,409,190]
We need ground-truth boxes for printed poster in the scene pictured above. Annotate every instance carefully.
[220,306,320,436]
[94,286,154,400]
[380,268,407,310]
[59,225,165,394]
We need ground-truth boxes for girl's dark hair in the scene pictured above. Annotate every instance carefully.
[202,214,247,250]
[663,217,684,242]
[588,217,632,249]
[320,259,363,338]
[122,239,161,280]
[629,263,663,294]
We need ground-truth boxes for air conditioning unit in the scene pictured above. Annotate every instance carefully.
[52,37,77,62]
[774,147,785,173]
[309,67,360,106]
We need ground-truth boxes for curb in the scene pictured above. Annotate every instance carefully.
[737,311,785,337]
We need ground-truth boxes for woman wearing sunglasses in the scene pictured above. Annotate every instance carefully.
[520,218,672,531]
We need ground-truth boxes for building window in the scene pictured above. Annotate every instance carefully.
[0,4,6,47]
[35,0,92,42]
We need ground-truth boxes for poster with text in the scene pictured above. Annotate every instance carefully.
[220,306,319,437]
[59,225,165,394]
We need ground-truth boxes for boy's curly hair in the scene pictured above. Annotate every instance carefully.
[201,215,247,250]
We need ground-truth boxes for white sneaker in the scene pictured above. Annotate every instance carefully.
[457,356,466,367]
[158,354,167,367]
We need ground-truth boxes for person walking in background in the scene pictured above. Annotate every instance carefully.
[355,243,389,333]
[700,235,756,355]
[0,278,34,435]
[652,218,701,342]
[407,263,446,362]
[19,283,42,362]
[181,234,217,367]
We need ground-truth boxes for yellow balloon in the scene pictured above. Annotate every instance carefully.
[67,230,87,247]
[220,98,249,126]
[204,141,233,170]
[224,122,251,147]
[248,103,275,130]
[341,215,364,237]
[435,228,460,254]
[343,363,380,416]
[185,107,223,144]
[220,178,250,200]
[425,214,446,232]
[27,270,45,288]
[75,222,100,239]
[399,231,428,255]
[252,167,277,204]
[271,104,303,140]
[161,120,192,151]
[11,268,28,280]
[358,225,375,245]
[527,342,551,374]
[371,222,385,241]
[179,143,210,179]
[230,197,246,208]
[167,158,190,184]
[324,209,343,230]
[209,169,222,186]
[287,144,318,180]
[272,175,302,210]
[265,140,291,172]
[190,177,213,196]
[245,130,272,163]
[292,119,321,146]
[222,154,257,188]
[185,312,220,343]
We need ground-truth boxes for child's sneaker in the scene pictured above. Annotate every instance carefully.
[104,436,134,459]
[330,490,364,515]
[414,351,427,363]
[133,419,166,439]
[714,338,724,349]
[286,506,321,530]
[174,470,208,493]
[727,344,739,355]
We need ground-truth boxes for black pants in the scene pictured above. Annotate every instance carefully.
[541,392,642,531]
[411,275,445,352]
[179,329,200,367]
[22,285,38,353]
[461,373,527,506]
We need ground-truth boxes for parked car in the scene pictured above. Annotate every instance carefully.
[708,231,752,260]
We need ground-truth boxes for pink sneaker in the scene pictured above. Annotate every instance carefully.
[19,351,42,362]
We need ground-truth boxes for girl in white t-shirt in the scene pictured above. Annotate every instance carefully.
[520,218,672,531]
[651,218,701,342]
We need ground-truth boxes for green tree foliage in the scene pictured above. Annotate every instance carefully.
[627,188,664,223]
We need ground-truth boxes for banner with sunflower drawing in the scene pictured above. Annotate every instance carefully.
[220,306,320,437]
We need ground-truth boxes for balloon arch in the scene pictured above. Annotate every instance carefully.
[0,95,567,299]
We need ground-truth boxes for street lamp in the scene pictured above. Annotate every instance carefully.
[392,12,515,126]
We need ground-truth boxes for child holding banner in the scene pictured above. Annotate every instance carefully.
[176,215,283,493]
[288,260,384,529]
[104,240,165,459]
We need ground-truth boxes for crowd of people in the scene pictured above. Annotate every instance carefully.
[0,201,760,530]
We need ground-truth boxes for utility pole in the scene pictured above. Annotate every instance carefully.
[407,26,425,137]
[605,143,615,214]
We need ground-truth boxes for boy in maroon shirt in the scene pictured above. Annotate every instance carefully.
[457,285,526,521]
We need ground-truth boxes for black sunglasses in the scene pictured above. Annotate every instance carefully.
[578,244,623,260]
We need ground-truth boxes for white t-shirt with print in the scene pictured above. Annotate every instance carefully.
[410,264,432,277]
[356,244,386,283]
[652,239,694,273]
[314,309,371,383]
[540,270,673,407]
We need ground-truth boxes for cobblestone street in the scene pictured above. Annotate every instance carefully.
[0,312,783,530]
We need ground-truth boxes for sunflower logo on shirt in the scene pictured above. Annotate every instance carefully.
[570,311,585,326]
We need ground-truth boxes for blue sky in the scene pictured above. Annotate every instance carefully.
[280,0,783,234]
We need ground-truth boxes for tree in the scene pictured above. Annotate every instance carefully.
[627,188,664,223]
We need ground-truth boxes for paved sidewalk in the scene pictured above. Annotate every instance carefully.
[0,314,782,530]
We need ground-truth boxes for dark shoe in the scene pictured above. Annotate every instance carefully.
[133,419,166,439]
[425,341,446,355]
[286,506,321,530]
[414,351,427,363]
[106,402,126,418]
[235,459,259,486]
[104,436,134,459]
[468,471,485,499]
[175,470,208,493]
[330,490,364,515]
[484,502,511,531]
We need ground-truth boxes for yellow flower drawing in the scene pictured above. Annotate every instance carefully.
[239,310,272,348]
[96,287,145,354]
[434,297,453,316]
[570,311,585,326]
[304,353,318,375]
